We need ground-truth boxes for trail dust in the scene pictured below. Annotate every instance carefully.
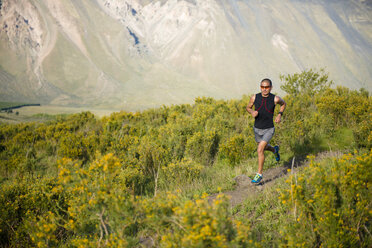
[208,151,343,208]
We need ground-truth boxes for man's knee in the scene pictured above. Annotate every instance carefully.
[257,142,267,154]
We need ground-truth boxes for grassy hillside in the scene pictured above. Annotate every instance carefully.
[0,70,371,247]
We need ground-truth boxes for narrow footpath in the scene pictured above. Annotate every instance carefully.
[209,152,342,208]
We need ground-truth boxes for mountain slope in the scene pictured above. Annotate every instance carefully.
[0,0,371,110]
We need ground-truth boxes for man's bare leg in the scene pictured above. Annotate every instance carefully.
[265,143,275,153]
[257,142,276,174]
[257,141,268,175]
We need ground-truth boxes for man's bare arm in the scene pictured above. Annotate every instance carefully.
[274,96,286,123]
[246,95,258,117]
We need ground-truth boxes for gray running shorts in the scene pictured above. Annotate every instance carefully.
[253,127,275,143]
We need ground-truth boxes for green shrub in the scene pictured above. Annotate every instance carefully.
[0,177,66,247]
[185,130,220,166]
[30,154,138,247]
[219,133,256,166]
[280,150,372,247]
[280,68,332,97]
[160,158,204,189]
[160,194,254,248]
[316,87,372,145]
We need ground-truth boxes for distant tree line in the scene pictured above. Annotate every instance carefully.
[0,103,40,113]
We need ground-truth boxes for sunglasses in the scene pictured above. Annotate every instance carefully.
[260,86,271,89]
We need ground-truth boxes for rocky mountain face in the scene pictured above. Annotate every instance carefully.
[1,0,371,110]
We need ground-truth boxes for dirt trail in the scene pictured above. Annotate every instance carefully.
[209,152,342,208]
[208,165,291,208]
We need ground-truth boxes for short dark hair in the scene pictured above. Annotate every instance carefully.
[261,78,272,87]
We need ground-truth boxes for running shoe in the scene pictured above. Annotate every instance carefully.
[251,173,263,184]
[274,145,280,162]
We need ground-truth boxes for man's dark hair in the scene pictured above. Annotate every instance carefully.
[261,78,272,87]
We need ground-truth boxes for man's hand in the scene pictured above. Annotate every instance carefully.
[275,114,281,123]
[251,111,258,118]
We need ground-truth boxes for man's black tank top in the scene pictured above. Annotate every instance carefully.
[254,93,276,129]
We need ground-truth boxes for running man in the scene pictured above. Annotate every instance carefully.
[246,78,286,184]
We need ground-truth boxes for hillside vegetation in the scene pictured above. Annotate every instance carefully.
[0,70,371,247]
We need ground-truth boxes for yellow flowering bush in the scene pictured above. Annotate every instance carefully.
[160,158,203,186]
[219,133,256,166]
[137,135,171,194]
[27,211,58,248]
[15,154,137,247]
[0,177,67,247]
[316,86,371,148]
[160,194,254,248]
[55,154,137,239]
[185,130,220,166]
[279,150,372,247]
[138,191,181,239]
